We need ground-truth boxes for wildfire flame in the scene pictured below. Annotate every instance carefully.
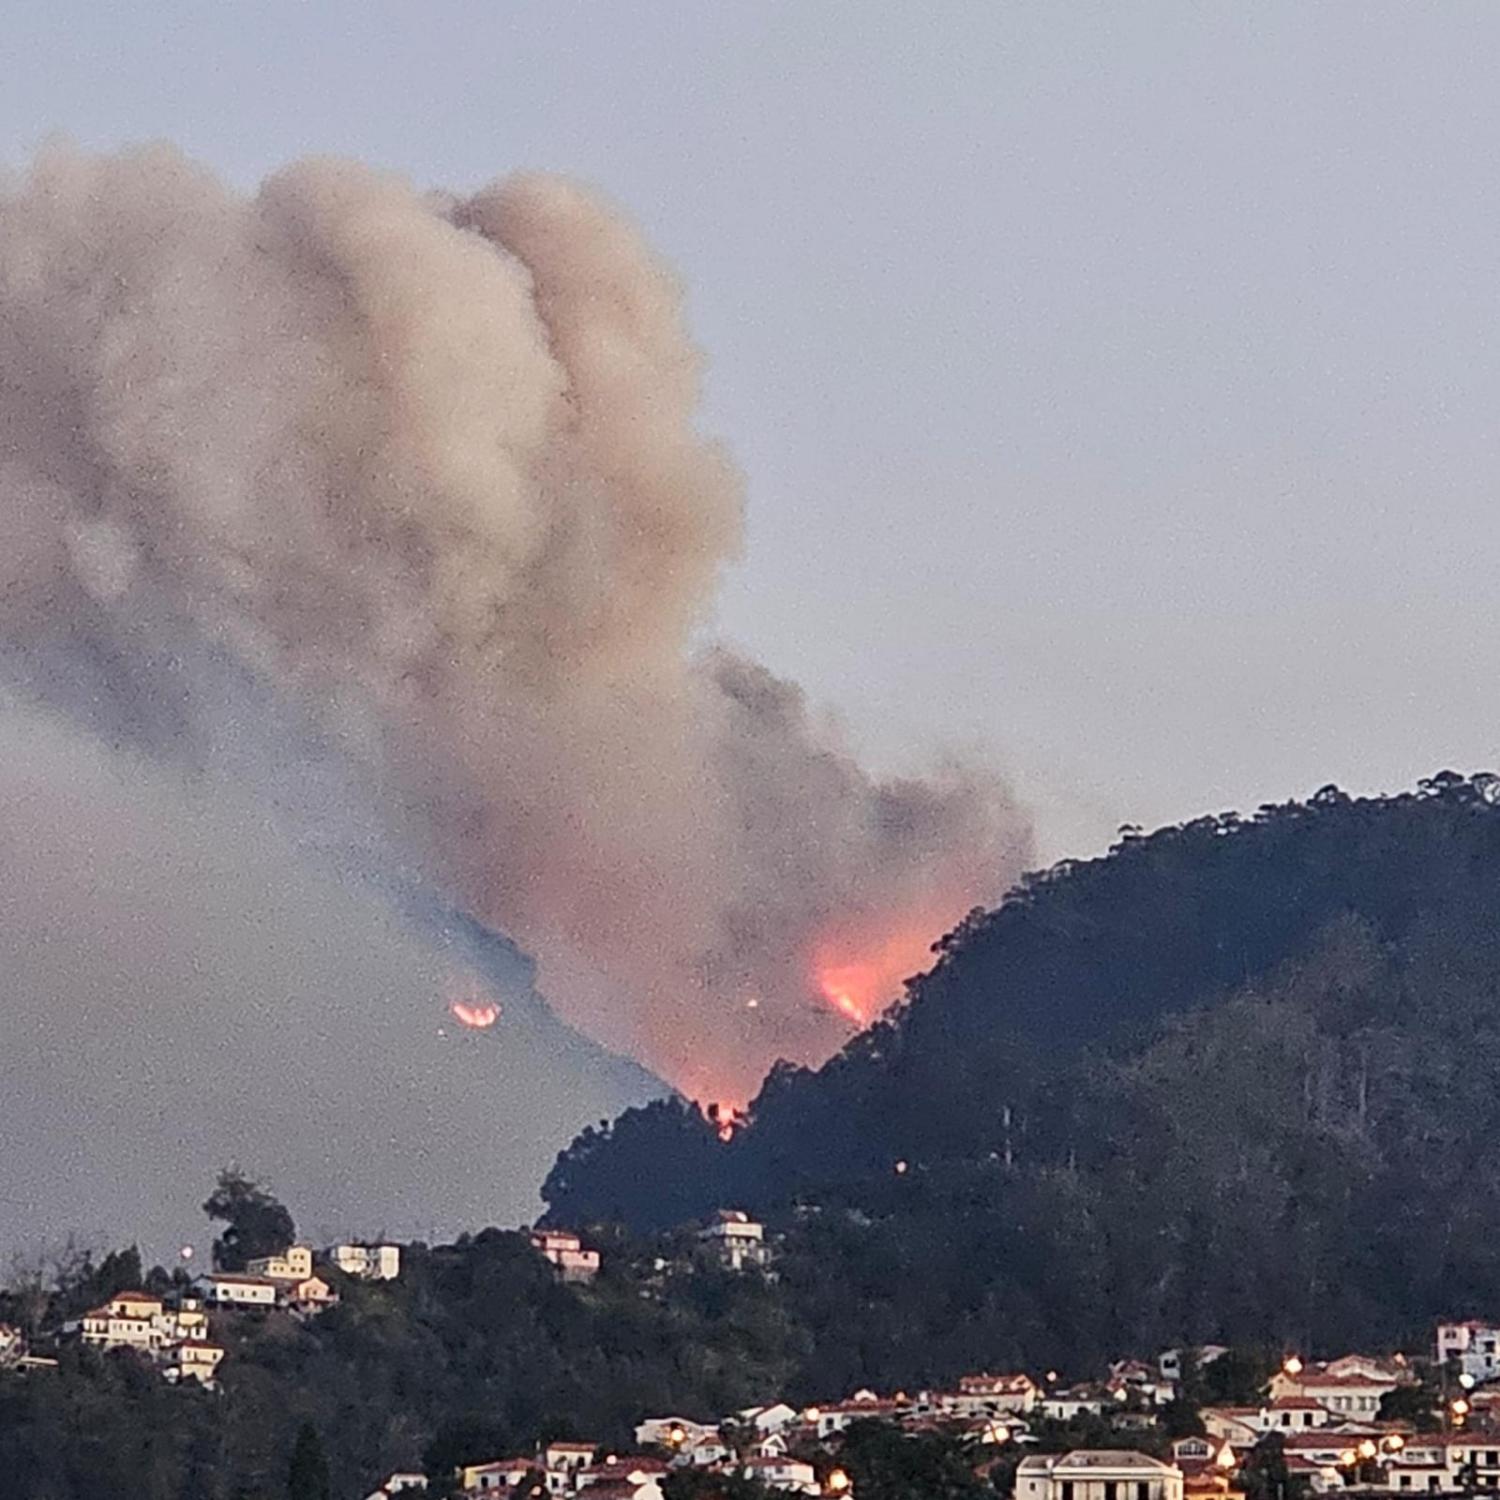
[699,1099,743,1142]
[445,973,501,1031]
[448,998,500,1030]
[812,917,950,1028]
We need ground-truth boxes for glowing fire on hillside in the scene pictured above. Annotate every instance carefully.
[445,974,501,1031]
[701,1101,743,1142]
[813,917,950,1028]
[449,998,500,1030]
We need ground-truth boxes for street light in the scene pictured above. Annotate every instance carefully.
[1384,1435,1406,1454]
[1283,1356,1304,1376]
[825,1469,851,1495]
[1358,1441,1378,1461]
[1461,1374,1477,1391]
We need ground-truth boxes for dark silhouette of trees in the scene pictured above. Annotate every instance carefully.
[203,1169,296,1272]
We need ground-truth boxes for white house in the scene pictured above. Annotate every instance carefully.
[330,1243,402,1281]
[933,1373,1039,1417]
[197,1272,278,1308]
[77,1291,169,1353]
[363,1474,427,1500]
[1016,1451,1185,1500]
[737,1402,800,1434]
[531,1230,601,1284]
[699,1211,772,1272]
[808,1391,902,1438]
[577,1459,670,1494]
[1043,1386,1110,1422]
[1258,1397,1331,1432]
[1437,1321,1500,1384]
[163,1340,226,1387]
[1266,1366,1396,1419]
[1200,1409,1261,1445]
[244,1245,315,1282]
[634,1417,714,1452]
[461,1458,538,1492]
[741,1457,820,1495]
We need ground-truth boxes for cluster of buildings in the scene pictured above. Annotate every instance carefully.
[433,1326,1500,1500]
[0,1239,401,1392]
[526,1210,772,1286]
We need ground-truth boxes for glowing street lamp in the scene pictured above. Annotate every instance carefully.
[1339,1449,1358,1468]
[1384,1435,1407,1454]
[825,1469,851,1495]
[1358,1441,1378,1461]
[1283,1355,1304,1376]
[1460,1374,1478,1391]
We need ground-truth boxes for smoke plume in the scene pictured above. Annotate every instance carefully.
[0,142,1032,1101]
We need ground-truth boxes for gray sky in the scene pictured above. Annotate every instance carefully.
[4,1,1498,860]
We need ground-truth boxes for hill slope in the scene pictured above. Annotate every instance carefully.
[543,772,1500,1362]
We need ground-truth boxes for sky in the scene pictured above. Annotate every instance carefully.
[3,3,1498,861]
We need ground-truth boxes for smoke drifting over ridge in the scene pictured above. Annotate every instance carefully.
[0,143,1032,1100]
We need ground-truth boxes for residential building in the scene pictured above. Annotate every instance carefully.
[736,1402,800,1434]
[1159,1346,1230,1384]
[699,1210,772,1272]
[577,1459,670,1493]
[363,1474,427,1500]
[1259,1397,1331,1432]
[809,1390,903,1438]
[78,1292,169,1353]
[164,1340,226,1387]
[543,1440,600,1491]
[531,1230,601,1284]
[1200,1409,1261,1446]
[244,1245,314,1282]
[461,1458,538,1492]
[1043,1386,1110,1422]
[330,1243,402,1281]
[284,1274,339,1315]
[740,1457,820,1495]
[1265,1366,1397,1419]
[196,1272,278,1308]
[634,1417,714,1452]
[935,1372,1039,1416]
[1438,1321,1500,1384]
[1016,1451,1186,1500]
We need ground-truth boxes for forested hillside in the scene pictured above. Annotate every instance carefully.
[543,773,1500,1359]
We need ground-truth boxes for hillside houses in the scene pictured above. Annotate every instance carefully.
[699,1209,773,1271]
[530,1230,602,1284]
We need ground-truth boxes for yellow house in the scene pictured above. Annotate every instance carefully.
[245,1245,314,1281]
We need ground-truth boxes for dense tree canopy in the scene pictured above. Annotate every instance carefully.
[204,1170,297,1272]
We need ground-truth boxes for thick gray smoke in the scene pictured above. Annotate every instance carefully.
[0,142,1032,1101]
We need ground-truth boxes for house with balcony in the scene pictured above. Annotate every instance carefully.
[1016,1450,1185,1500]
[699,1211,772,1272]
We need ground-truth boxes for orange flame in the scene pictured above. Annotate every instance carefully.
[445,972,501,1031]
[813,919,946,1028]
[448,997,500,1030]
[700,1100,743,1142]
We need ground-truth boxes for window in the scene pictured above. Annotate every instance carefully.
[1104,1481,1118,1500]
[1137,1482,1150,1500]
[1061,1482,1074,1500]
[1400,1477,1411,1490]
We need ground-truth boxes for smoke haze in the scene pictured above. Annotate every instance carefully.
[0,704,661,1264]
[0,142,1032,1104]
